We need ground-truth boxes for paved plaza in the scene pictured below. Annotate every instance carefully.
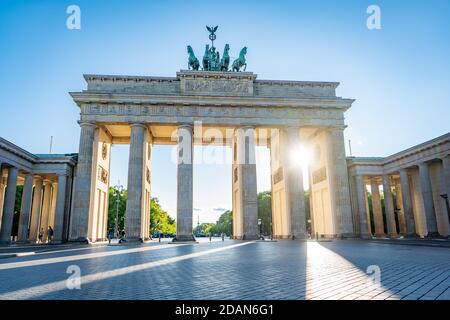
[0,239,449,300]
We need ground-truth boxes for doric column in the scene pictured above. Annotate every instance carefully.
[286,127,307,238]
[441,155,450,231]
[382,174,397,237]
[394,179,407,234]
[355,175,371,238]
[175,124,195,241]
[442,155,450,199]
[232,126,258,240]
[17,173,34,242]
[48,182,58,231]
[0,167,19,244]
[125,123,148,241]
[40,180,52,242]
[399,169,416,236]
[53,174,67,242]
[0,164,6,231]
[325,128,354,236]
[418,162,438,236]
[70,122,96,241]
[29,176,43,242]
[370,178,385,237]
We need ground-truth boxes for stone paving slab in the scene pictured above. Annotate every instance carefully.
[0,240,448,300]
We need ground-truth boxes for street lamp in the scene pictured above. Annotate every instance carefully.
[114,182,124,238]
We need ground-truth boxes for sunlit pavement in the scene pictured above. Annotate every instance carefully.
[0,240,449,300]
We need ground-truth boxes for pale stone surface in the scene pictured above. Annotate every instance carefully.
[40,180,52,242]
[232,127,258,240]
[17,173,33,242]
[53,174,67,242]
[418,163,438,235]
[394,179,407,234]
[399,169,416,236]
[325,129,354,237]
[0,167,18,243]
[355,175,370,238]
[370,179,385,237]
[125,124,147,241]
[269,128,306,238]
[29,177,43,242]
[382,175,397,237]
[70,122,96,241]
[175,125,195,241]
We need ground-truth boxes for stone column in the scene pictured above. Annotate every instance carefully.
[382,175,397,237]
[394,179,407,234]
[286,127,307,238]
[355,175,371,238]
[370,178,385,237]
[53,174,67,243]
[29,176,43,242]
[40,180,52,242]
[70,122,96,241]
[0,167,18,244]
[48,182,58,231]
[442,155,450,230]
[125,123,147,241]
[442,155,450,198]
[0,163,5,230]
[17,173,34,242]
[418,162,438,236]
[399,169,416,236]
[325,128,354,236]
[175,124,195,241]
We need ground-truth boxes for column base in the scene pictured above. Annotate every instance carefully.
[425,232,441,239]
[15,240,30,245]
[360,234,372,240]
[172,235,196,242]
[69,237,90,244]
[290,234,308,240]
[388,233,399,238]
[374,233,387,238]
[123,237,144,243]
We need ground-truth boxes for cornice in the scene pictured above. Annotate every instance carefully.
[70,92,354,110]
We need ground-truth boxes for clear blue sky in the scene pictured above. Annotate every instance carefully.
[1,0,449,224]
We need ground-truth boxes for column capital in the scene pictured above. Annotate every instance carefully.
[129,123,147,129]
[418,161,429,169]
[43,179,52,185]
[77,121,96,128]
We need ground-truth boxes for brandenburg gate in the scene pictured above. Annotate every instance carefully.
[68,69,355,242]
[1,28,448,245]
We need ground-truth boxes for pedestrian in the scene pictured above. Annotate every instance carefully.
[221,232,225,242]
[38,229,43,243]
[107,227,113,243]
[47,226,54,243]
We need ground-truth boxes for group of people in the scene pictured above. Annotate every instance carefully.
[37,226,54,243]
[106,227,125,243]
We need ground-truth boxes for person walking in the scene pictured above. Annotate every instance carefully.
[47,226,54,243]
[38,229,44,243]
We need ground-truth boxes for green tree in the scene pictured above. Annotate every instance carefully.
[257,191,272,234]
[150,197,176,235]
[107,187,176,236]
[108,187,127,231]
[210,210,233,236]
